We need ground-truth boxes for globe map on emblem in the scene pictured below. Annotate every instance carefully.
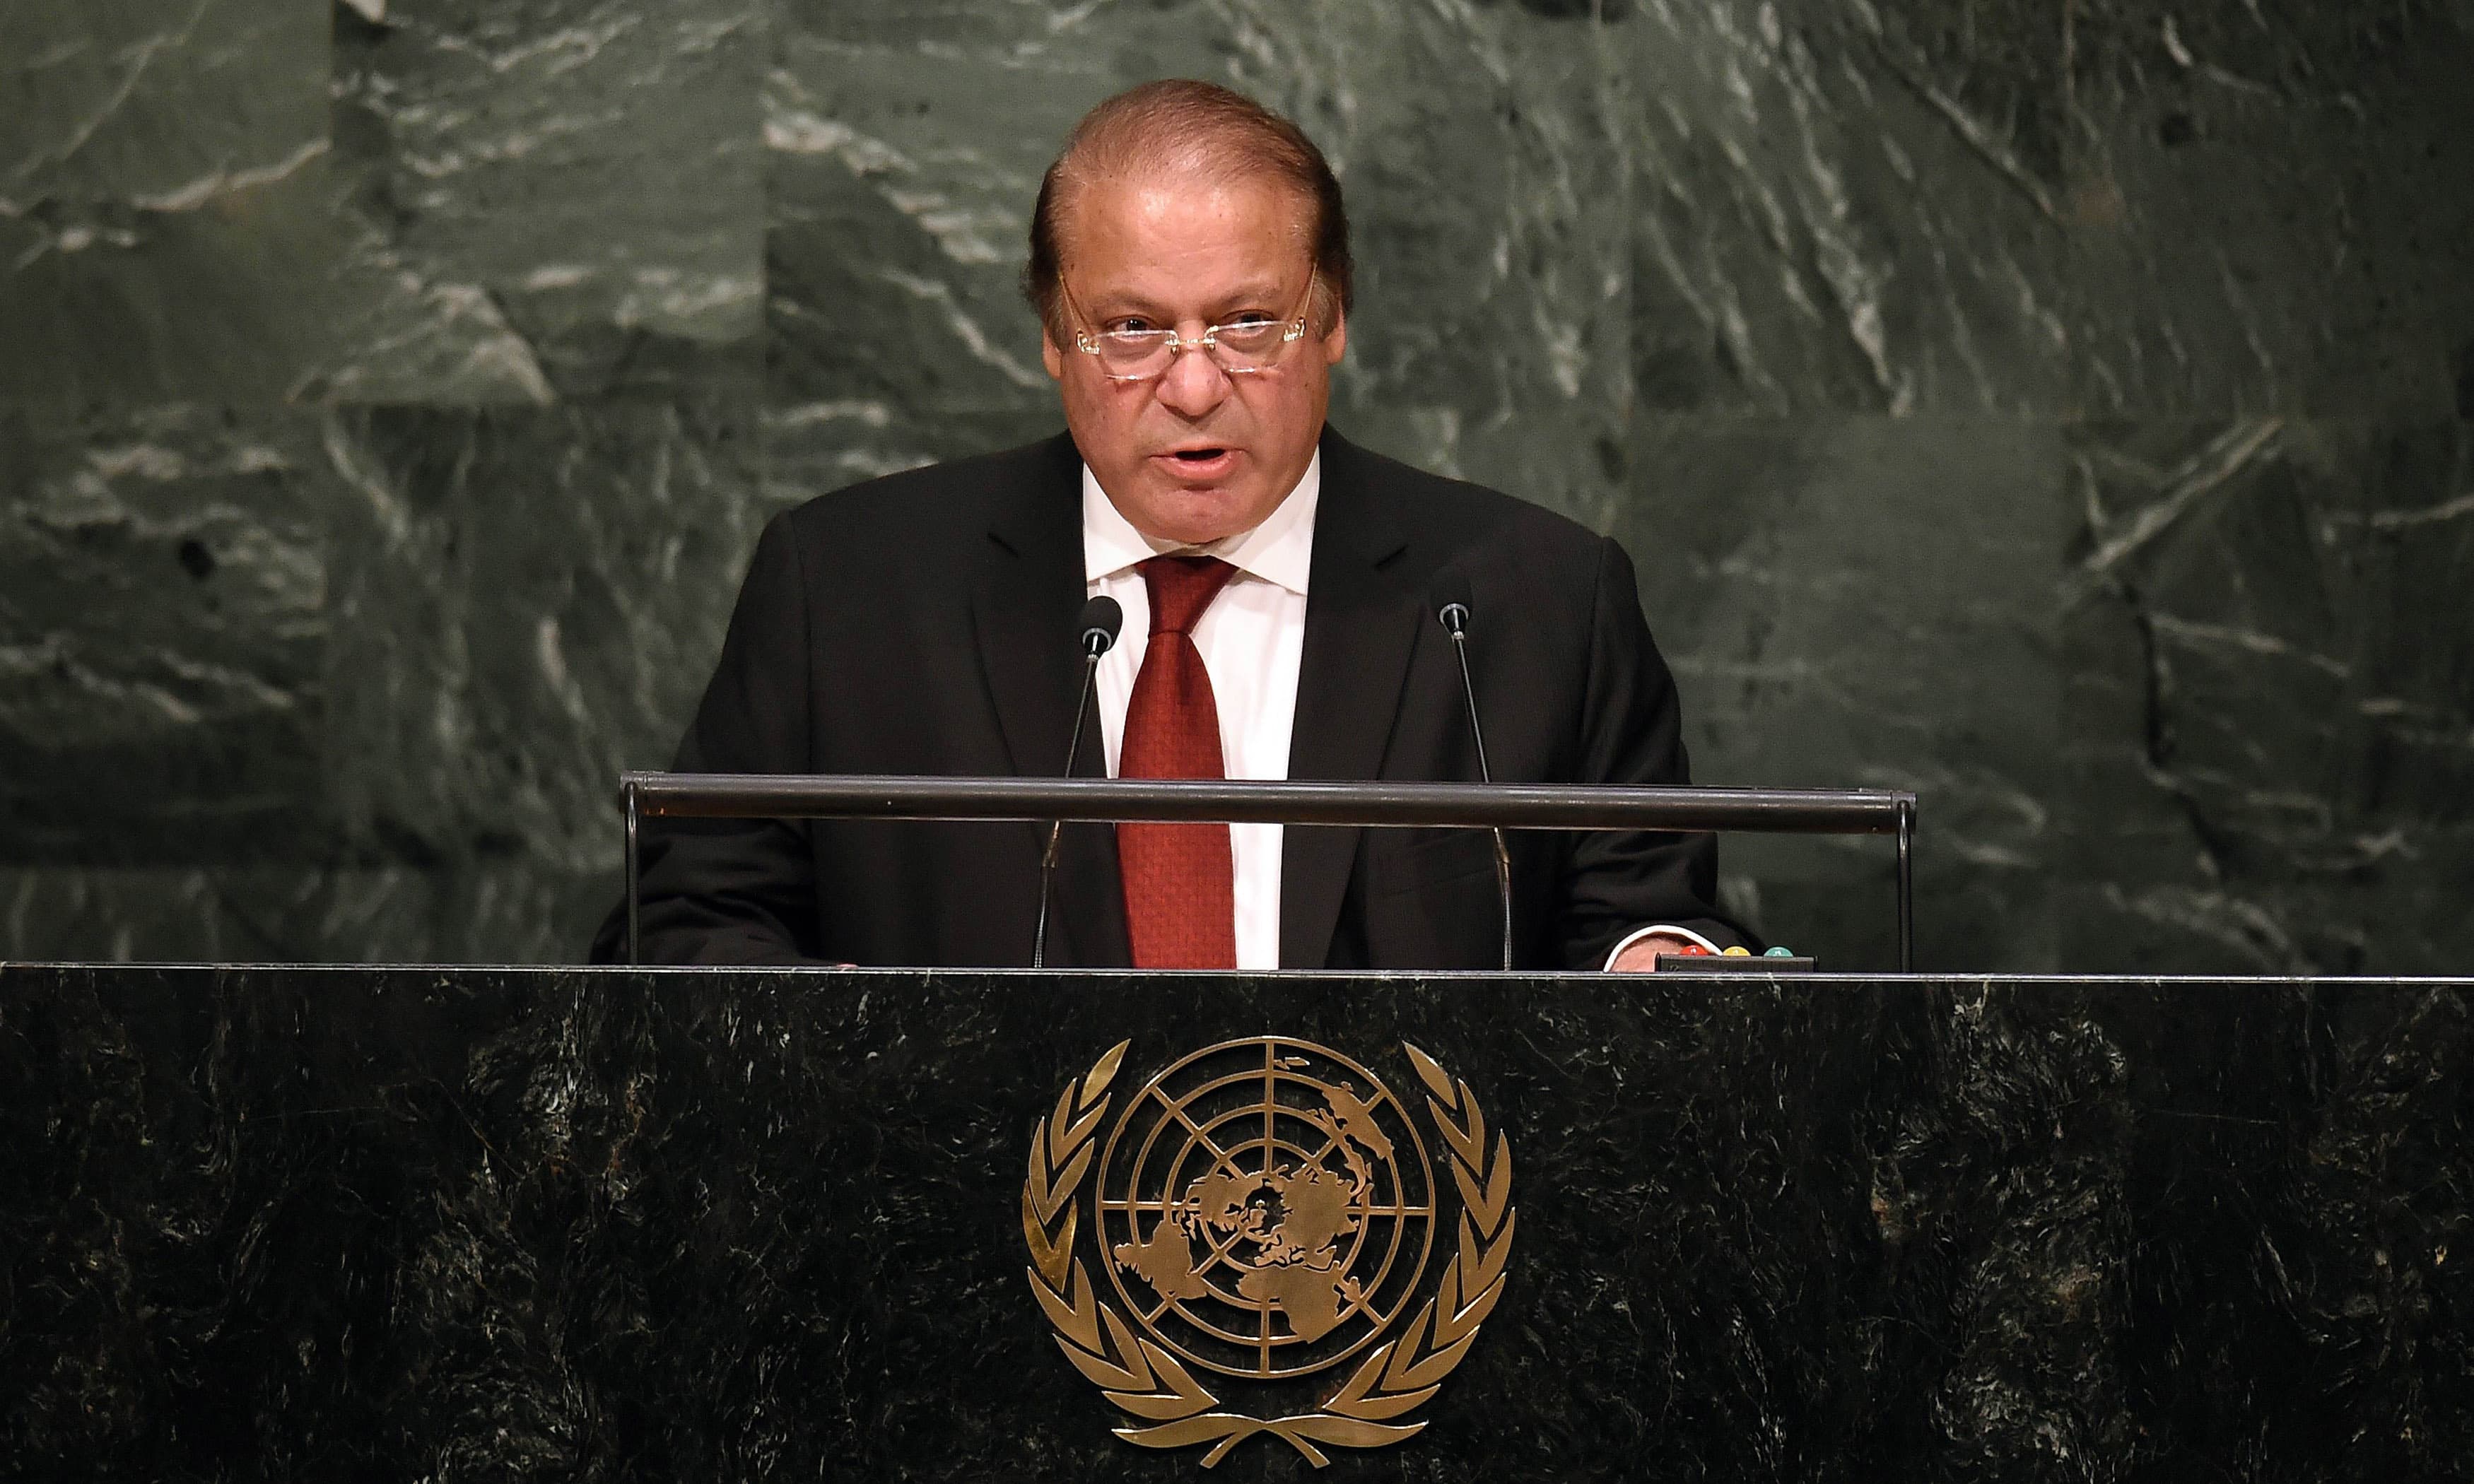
[1094,1037,1436,1381]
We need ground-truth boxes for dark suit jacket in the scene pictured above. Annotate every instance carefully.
[590,428,1744,969]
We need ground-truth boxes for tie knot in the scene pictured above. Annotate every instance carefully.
[1140,555,1238,636]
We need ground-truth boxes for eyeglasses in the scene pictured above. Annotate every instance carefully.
[1063,270,1318,382]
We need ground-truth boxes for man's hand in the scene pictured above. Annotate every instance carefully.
[1607,931,1701,973]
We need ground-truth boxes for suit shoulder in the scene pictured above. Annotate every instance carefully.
[773,433,1077,556]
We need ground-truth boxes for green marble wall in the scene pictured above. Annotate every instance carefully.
[3,0,2469,971]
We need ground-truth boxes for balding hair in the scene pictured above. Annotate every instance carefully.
[1023,80,1354,343]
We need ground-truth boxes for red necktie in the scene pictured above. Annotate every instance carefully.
[1118,555,1240,969]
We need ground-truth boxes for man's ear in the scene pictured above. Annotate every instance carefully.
[1040,333,1065,380]
[1321,304,1347,366]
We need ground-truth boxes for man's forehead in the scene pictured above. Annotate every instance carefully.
[1055,167,1313,263]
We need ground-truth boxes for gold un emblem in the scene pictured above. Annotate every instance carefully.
[1022,1037,1517,1467]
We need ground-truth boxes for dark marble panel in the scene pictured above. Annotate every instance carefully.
[4,965,2470,1478]
[1284,4,1634,531]
[0,405,327,864]
[759,401,1067,503]
[2063,419,2474,974]
[0,0,342,404]
[1618,415,2062,972]
[0,0,327,207]
[319,401,772,871]
[2063,1,2474,416]
[2097,977,2474,1472]
[310,0,766,405]
[1617,0,2071,415]
[0,0,2466,983]
[763,0,1151,440]
[0,863,611,965]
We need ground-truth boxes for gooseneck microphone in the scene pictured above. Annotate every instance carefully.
[1438,598,1514,971]
[1033,596,1124,967]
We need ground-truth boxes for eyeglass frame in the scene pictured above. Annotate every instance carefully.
[1058,268,1323,382]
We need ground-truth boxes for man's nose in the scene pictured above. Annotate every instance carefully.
[1151,338,1231,417]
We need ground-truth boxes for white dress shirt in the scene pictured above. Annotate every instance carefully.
[1080,452,1699,971]
[1084,455,1317,972]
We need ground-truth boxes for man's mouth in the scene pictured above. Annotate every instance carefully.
[1155,446,1238,479]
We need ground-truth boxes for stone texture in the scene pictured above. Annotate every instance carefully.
[0,1,341,404]
[1624,415,2063,971]
[0,864,610,965]
[2,964,2469,1477]
[0,0,2469,972]
[320,399,773,871]
[2062,419,2474,974]
[2063,0,2474,417]
[312,0,766,404]
[0,405,327,864]
[1619,0,2072,416]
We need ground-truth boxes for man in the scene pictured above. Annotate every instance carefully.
[592,81,1747,970]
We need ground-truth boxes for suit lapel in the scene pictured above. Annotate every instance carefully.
[970,435,1132,967]
[1282,431,1421,969]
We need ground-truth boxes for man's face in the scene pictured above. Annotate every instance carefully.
[1040,172,1347,546]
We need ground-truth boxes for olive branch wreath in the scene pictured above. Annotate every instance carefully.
[1022,1040,1516,1468]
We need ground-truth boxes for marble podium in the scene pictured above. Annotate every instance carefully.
[6,964,2472,1480]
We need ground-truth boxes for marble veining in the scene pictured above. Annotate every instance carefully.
[2065,420,2474,974]
[315,0,766,404]
[5,965,2472,1478]
[0,0,2469,972]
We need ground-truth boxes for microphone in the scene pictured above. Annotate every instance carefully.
[1438,594,1513,971]
[1033,596,1123,967]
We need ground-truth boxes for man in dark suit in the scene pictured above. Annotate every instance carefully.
[593,80,1747,971]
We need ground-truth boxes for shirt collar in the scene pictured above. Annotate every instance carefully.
[1081,451,1319,598]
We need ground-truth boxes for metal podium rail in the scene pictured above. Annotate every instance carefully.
[618,773,1920,970]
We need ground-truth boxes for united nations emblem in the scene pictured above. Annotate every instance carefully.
[1023,1037,1516,1466]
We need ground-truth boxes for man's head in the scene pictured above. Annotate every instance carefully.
[1025,81,1353,547]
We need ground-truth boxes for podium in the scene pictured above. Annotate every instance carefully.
[7,962,2471,1478]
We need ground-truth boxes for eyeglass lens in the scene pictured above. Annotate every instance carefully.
[1091,321,1294,378]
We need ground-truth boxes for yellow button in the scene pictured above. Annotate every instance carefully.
[1722,945,1752,956]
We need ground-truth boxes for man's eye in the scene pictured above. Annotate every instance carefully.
[1222,313,1276,329]
[1104,320,1159,336]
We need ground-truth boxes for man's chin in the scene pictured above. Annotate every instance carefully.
[1127,478,1262,546]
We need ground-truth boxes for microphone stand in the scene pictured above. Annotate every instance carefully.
[1439,601,1514,972]
[1033,603,1120,967]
